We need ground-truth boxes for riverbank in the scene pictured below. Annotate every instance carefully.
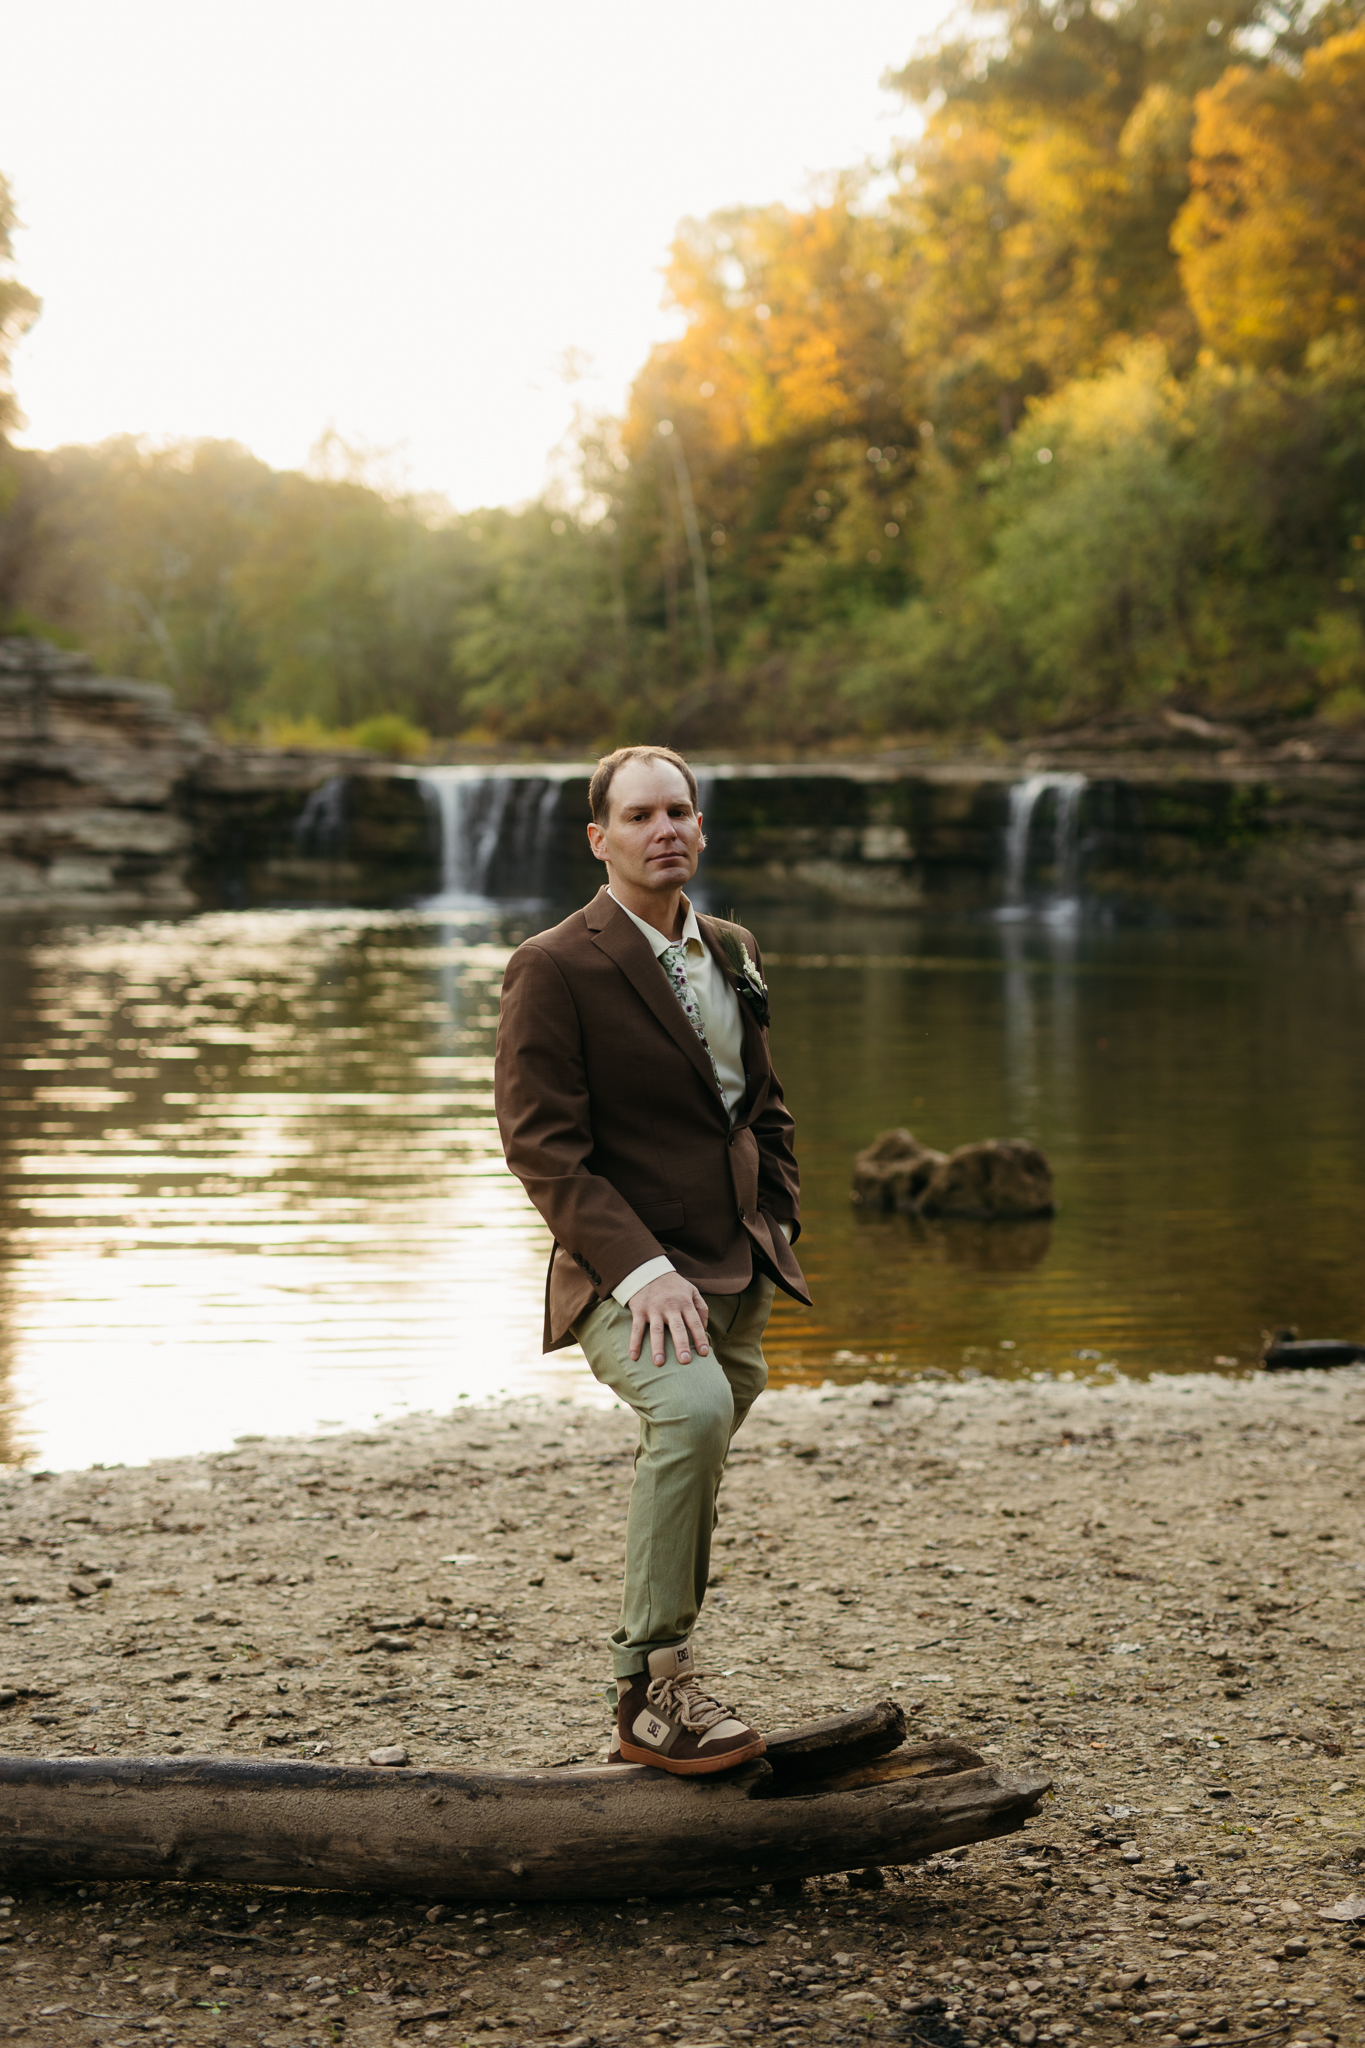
[0,1366,1361,2045]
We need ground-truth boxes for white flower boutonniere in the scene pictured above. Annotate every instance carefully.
[718,929,770,1027]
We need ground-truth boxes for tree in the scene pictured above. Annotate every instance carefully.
[0,173,39,440]
[1174,25,1365,366]
[884,0,1365,450]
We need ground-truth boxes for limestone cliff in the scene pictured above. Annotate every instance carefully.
[0,637,209,908]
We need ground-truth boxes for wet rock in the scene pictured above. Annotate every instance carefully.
[850,1128,945,1211]
[917,1138,1055,1219]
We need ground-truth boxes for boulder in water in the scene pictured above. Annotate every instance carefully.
[851,1129,946,1212]
[917,1140,1055,1220]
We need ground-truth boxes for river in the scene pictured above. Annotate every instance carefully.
[1,897,1362,1470]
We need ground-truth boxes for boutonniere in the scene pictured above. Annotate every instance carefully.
[718,928,770,1028]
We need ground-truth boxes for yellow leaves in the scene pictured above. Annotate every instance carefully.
[1020,341,1177,462]
[1174,26,1365,366]
[896,91,1193,440]
[1119,84,1195,193]
[627,199,904,456]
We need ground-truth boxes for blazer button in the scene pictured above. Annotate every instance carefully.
[738,1206,746,1221]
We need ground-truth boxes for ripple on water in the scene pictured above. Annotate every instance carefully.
[1,902,1363,1467]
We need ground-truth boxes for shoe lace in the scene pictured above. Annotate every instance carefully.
[646,1673,736,1734]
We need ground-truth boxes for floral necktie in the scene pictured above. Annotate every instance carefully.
[659,941,721,1089]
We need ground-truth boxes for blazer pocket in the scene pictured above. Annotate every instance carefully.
[634,1199,686,1232]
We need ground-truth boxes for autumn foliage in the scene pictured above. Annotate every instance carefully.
[2,1,1364,748]
[1174,25,1365,368]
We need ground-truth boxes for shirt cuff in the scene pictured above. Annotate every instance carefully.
[613,1255,675,1307]
[776,1219,791,1242]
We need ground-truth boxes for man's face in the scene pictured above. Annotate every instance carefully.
[587,759,702,895]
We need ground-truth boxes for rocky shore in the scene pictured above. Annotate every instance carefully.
[0,1366,1362,2048]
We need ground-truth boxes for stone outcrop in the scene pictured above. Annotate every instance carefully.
[3,635,1364,917]
[850,1128,946,1210]
[186,752,436,907]
[852,1130,1055,1221]
[918,1139,1055,1220]
[0,637,209,909]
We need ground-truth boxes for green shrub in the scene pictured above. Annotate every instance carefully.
[346,713,431,759]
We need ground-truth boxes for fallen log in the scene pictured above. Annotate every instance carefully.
[0,1703,1050,1900]
[1260,1327,1365,1371]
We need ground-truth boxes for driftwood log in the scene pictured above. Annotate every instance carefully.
[1260,1326,1365,1371]
[0,1702,1050,1901]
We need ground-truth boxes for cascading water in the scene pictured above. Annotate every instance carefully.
[415,767,566,901]
[999,772,1089,921]
[292,774,348,858]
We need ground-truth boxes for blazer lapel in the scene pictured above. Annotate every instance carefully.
[587,891,726,1109]
[697,915,771,1129]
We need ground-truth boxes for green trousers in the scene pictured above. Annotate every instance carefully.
[573,1274,775,1678]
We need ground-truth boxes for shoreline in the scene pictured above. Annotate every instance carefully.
[0,1367,1360,2044]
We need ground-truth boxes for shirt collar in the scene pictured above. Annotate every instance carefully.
[608,888,703,958]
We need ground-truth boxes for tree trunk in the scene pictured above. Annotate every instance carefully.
[0,1706,1051,1901]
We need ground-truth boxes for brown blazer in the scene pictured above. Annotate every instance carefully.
[494,886,809,1350]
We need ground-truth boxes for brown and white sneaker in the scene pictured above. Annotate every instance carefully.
[615,1642,766,1775]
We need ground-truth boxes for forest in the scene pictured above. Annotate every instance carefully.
[2,0,1364,753]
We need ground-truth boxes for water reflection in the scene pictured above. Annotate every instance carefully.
[758,907,1365,1387]
[0,901,1363,1470]
[999,914,1082,1135]
[854,1211,1054,1274]
[0,908,606,1471]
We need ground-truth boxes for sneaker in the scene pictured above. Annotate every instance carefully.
[616,1642,766,1775]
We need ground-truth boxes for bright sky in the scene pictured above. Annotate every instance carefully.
[3,1,944,511]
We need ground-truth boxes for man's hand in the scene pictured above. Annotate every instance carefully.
[627,1273,710,1367]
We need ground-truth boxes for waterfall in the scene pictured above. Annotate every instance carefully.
[416,767,566,901]
[292,774,348,857]
[1000,772,1089,919]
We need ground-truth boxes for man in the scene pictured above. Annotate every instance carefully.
[494,745,809,1775]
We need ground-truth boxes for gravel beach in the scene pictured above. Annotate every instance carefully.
[0,1364,1361,2048]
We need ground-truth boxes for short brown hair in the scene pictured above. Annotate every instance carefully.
[588,745,698,824]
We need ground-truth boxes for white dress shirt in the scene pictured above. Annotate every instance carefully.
[607,890,786,1308]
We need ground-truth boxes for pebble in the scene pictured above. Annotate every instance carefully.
[367,1744,408,1766]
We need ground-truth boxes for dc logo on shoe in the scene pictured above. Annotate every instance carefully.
[647,1718,664,1739]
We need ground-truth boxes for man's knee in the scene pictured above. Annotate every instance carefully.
[658,1373,733,1469]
